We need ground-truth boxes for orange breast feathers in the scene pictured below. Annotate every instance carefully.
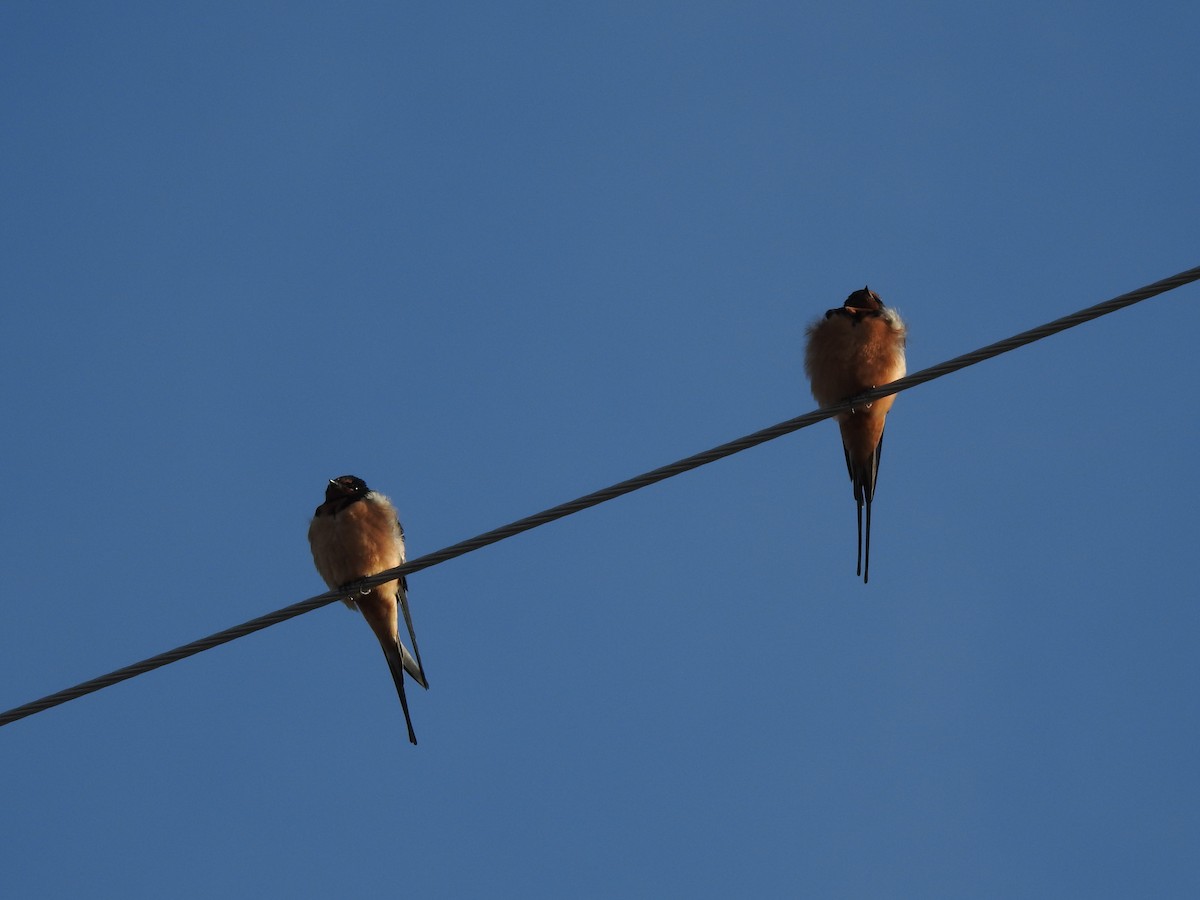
[308,497,405,610]
[804,312,907,411]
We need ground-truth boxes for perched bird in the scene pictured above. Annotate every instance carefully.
[308,475,428,744]
[804,287,907,583]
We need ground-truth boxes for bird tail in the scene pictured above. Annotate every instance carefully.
[843,429,884,584]
[380,640,419,746]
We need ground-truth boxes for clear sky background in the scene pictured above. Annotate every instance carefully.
[3,2,1198,897]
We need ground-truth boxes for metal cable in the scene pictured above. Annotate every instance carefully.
[2,264,1197,728]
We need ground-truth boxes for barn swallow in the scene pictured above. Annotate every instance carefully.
[309,475,428,744]
[804,287,907,583]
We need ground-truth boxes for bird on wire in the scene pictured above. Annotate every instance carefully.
[805,287,907,583]
[309,475,428,744]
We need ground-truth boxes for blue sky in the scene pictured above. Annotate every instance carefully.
[3,2,1198,897]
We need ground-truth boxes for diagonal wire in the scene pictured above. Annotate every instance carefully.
[2,264,1198,729]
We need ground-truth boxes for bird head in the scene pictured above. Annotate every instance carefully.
[843,286,884,312]
[325,475,369,501]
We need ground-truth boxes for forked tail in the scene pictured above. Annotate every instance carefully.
[381,640,419,745]
[844,431,884,584]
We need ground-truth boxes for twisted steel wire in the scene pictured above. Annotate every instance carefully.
[2,264,1197,728]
